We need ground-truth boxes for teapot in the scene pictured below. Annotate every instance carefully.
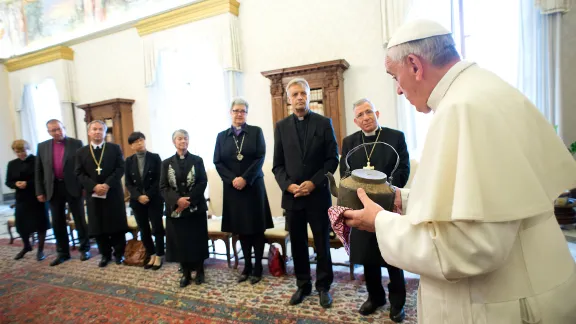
[326,142,399,211]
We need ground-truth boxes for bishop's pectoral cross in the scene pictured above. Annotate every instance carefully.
[363,162,374,170]
[96,167,102,175]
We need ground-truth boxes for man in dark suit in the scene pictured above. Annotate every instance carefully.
[35,119,90,266]
[75,120,128,267]
[272,77,339,308]
[340,99,409,322]
[125,132,165,270]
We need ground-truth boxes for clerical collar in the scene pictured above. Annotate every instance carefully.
[91,142,104,149]
[177,151,189,159]
[293,110,311,122]
[362,128,380,136]
[427,61,476,112]
[54,137,66,144]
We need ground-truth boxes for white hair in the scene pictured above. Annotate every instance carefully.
[230,97,249,112]
[387,34,460,67]
[87,120,107,133]
[172,129,189,141]
[285,77,310,96]
[352,98,375,111]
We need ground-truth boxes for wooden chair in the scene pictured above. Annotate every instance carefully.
[207,217,237,268]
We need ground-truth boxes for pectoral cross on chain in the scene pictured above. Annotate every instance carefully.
[363,162,374,170]
[96,167,102,175]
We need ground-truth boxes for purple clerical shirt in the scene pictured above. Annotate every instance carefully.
[53,140,65,180]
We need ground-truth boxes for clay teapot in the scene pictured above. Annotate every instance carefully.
[326,142,399,211]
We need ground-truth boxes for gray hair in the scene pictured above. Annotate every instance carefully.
[352,98,375,111]
[285,77,310,96]
[230,97,249,112]
[87,120,107,133]
[172,129,189,141]
[387,34,460,67]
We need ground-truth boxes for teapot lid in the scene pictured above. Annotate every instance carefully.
[350,169,388,184]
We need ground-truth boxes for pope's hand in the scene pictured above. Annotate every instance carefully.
[342,188,384,232]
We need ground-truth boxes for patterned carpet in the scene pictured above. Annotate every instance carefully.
[0,239,418,323]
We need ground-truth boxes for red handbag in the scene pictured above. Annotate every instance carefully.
[268,244,286,277]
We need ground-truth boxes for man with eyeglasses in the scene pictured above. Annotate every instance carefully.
[339,99,410,321]
[35,119,90,266]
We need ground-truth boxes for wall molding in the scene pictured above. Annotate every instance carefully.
[135,0,240,36]
[4,46,74,72]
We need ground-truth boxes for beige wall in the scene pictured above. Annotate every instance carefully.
[561,9,576,148]
[0,65,17,195]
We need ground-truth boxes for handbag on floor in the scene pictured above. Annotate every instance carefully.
[268,244,286,276]
[124,238,147,266]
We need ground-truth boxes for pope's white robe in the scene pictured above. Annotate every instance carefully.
[376,61,576,324]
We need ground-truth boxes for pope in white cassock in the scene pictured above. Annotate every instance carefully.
[343,19,576,323]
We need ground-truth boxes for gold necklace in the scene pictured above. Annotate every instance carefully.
[89,143,106,175]
[233,134,245,161]
[361,128,381,170]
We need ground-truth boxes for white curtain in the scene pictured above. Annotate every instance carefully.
[381,0,415,46]
[19,85,39,152]
[517,0,563,133]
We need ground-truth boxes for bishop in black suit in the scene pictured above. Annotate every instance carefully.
[272,78,339,308]
[35,119,90,266]
[125,132,164,270]
[340,99,409,321]
[75,120,128,267]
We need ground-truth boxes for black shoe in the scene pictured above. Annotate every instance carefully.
[36,251,46,261]
[115,256,125,265]
[195,272,205,285]
[289,286,312,305]
[178,266,183,273]
[80,251,91,261]
[180,275,191,288]
[99,256,111,268]
[389,307,406,323]
[237,273,249,283]
[319,290,333,309]
[14,247,32,260]
[151,259,163,271]
[50,255,71,266]
[250,276,262,285]
[359,298,386,316]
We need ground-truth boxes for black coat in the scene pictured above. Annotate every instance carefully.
[125,151,163,213]
[5,155,50,235]
[161,152,208,263]
[272,112,339,212]
[75,143,128,236]
[340,127,410,265]
[214,124,273,234]
[35,137,83,200]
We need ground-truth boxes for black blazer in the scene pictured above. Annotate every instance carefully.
[35,137,83,200]
[160,153,208,216]
[272,112,339,211]
[125,151,162,201]
[213,124,265,186]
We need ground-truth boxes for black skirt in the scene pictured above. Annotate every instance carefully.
[221,177,273,235]
[15,198,50,235]
[165,209,209,263]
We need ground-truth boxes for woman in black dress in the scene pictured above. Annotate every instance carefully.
[5,140,50,261]
[214,98,273,284]
[160,129,209,287]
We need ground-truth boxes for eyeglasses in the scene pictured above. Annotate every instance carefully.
[355,109,375,119]
[232,109,247,115]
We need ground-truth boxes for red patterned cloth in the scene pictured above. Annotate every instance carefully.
[328,206,352,255]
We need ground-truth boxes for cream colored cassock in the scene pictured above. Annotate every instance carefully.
[375,60,576,324]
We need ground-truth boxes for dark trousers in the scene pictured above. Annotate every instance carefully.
[132,200,165,257]
[238,232,266,276]
[287,209,333,291]
[95,232,126,259]
[180,261,204,278]
[50,181,90,255]
[364,264,406,308]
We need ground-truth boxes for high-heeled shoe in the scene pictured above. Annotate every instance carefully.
[151,256,163,271]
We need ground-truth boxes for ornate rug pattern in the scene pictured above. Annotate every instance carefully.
[0,239,418,323]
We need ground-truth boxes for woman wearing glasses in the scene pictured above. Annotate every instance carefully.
[214,98,273,284]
